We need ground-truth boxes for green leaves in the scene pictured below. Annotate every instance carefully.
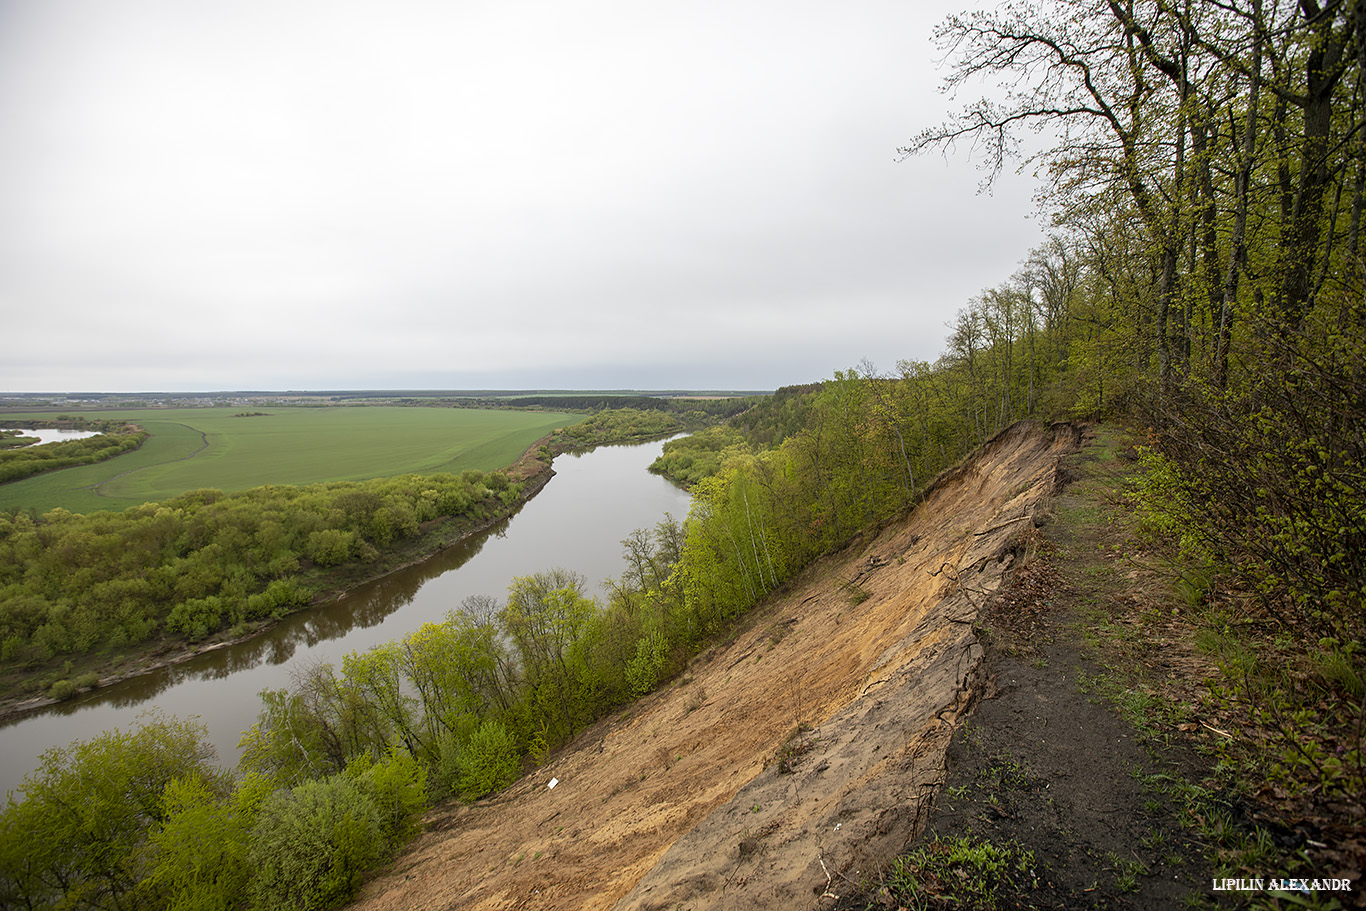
[145,774,263,911]
[442,720,520,801]
[247,775,383,911]
[0,429,149,483]
[626,631,670,697]
[0,467,514,671]
[0,713,225,911]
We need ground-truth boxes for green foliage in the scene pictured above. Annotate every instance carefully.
[649,426,748,487]
[0,467,512,670]
[306,528,356,567]
[345,748,429,845]
[500,569,598,743]
[236,531,703,812]
[1141,327,1366,640]
[727,383,820,447]
[0,724,425,911]
[143,773,271,911]
[549,408,688,449]
[238,673,351,786]
[625,631,669,697]
[443,720,521,800]
[0,713,224,911]
[400,604,512,755]
[880,835,1038,909]
[496,393,756,419]
[246,774,383,911]
[340,643,419,758]
[0,428,148,483]
[0,429,41,449]
[905,0,1366,648]
[165,596,225,642]
[240,605,514,790]
[648,385,823,487]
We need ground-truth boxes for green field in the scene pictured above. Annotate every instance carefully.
[0,406,584,513]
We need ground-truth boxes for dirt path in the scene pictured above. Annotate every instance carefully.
[350,421,1081,911]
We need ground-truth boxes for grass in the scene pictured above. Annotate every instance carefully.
[0,406,585,512]
[876,835,1038,910]
[1110,852,1147,892]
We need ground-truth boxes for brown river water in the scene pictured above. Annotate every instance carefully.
[0,438,691,796]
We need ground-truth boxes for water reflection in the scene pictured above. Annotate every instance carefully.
[0,428,103,447]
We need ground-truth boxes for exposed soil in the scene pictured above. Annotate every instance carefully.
[349,421,1083,911]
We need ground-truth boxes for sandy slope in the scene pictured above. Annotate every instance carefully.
[350,421,1081,911]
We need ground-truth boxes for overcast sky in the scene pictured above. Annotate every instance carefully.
[0,0,1043,393]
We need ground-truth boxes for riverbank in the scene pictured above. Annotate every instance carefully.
[0,436,562,724]
[344,421,1363,910]
[346,421,1081,911]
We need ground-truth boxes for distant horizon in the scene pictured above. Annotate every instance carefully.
[0,386,782,400]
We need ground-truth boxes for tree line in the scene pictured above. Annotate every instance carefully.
[0,464,528,692]
[0,712,427,911]
[545,407,699,450]
[904,0,1363,644]
[394,392,760,420]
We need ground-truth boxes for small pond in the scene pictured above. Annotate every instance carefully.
[0,428,104,447]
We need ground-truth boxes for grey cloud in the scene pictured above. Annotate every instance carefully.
[0,0,1041,392]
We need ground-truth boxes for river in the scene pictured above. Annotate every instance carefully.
[0,437,692,797]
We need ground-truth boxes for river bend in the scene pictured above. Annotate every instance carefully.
[0,438,690,796]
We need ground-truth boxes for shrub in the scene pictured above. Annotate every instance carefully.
[0,714,223,911]
[144,774,266,911]
[47,678,79,701]
[626,631,669,697]
[346,748,429,847]
[443,720,521,801]
[165,596,224,641]
[245,578,310,621]
[306,529,355,567]
[247,775,383,911]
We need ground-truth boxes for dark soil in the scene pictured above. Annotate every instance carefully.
[908,587,1217,908]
